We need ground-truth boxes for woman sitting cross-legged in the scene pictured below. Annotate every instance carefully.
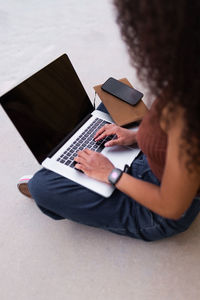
[18,0,200,241]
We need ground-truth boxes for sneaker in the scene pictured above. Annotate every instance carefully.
[17,175,33,198]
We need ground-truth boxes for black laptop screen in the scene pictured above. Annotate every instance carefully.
[0,54,94,163]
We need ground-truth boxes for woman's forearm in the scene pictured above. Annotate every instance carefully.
[115,173,178,219]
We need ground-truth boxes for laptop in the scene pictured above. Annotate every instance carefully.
[0,54,139,197]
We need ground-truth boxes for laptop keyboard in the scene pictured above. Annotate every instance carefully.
[56,118,116,168]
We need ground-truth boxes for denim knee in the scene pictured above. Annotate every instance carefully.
[28,169,65,220]
[28,169,49,205]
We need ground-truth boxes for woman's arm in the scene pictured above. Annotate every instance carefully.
[116,115,200,219]
[75,115,200,220]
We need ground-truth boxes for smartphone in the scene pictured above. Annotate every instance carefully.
[101,77,143,106]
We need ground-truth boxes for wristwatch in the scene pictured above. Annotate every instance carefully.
[108,168,123,186]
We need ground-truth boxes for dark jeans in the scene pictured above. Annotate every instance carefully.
[28,103,200,241]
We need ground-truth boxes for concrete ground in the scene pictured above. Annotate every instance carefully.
[0,1,200,299]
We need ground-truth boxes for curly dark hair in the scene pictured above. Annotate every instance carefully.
[113,0,200,172]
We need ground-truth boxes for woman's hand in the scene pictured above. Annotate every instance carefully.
[94,123,137,147]
[74,149,114,183]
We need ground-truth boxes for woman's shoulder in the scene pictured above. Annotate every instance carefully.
[159,102,184,133]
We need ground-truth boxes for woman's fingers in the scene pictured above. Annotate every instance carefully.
[74,156,86,164]
[74,163,87,173]
[94,124,118,141]
[74,149,96,174]
[105,137,121,147]
[82,148,93,155]
[75,148,93,162]
[77,148,92,157]
[94,125,106,139]
[94,132,108,141]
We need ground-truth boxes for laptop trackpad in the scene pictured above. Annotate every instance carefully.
[102,146,140,170]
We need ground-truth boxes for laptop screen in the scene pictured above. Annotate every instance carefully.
[0,54,94,163]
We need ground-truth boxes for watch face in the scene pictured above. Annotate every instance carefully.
[108,168,123,185]
[112,170,120,180]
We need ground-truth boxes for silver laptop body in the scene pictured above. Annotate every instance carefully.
[0,54,139,197]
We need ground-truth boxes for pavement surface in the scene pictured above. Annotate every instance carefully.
[0,1,200,299]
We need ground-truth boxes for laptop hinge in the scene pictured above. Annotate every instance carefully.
[47,113,92,158]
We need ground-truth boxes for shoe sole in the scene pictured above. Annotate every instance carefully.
[17,175,33,198]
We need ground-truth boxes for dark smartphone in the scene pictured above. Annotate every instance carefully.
[101,77,143,106]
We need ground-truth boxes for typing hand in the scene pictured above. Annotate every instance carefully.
[74,149,114,183]
[94,123,137,147]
